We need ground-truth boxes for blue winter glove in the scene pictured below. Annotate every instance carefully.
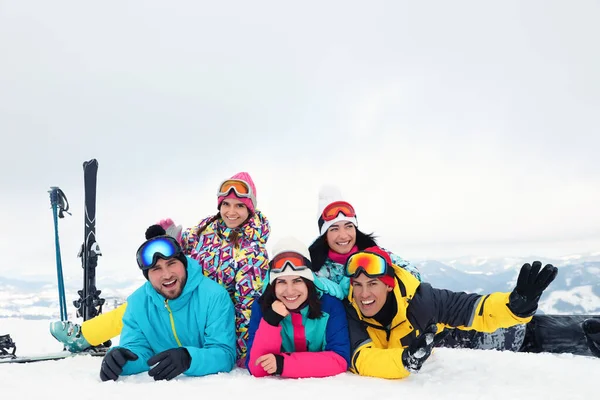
[314,276,345,300]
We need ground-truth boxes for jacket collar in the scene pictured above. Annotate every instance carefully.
[348,264,420,329]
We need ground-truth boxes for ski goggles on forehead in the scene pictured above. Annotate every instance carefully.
[136,236,183,270]
[269,251,312,273]
[345,252,388,278]
[218,179,254,198]
[321,201,356,222]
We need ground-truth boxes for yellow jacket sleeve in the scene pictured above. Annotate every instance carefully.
[408,283,532,334]
[81,302,127,346]
[462,292,532,332]
[350,341,409,379]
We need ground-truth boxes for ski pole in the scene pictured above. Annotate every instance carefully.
[48,187,71,321]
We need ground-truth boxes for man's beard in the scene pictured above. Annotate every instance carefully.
[155,274,187,300]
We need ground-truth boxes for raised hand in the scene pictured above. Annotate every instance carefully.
[157,218,182,241]
[508,261,558,317]
[402,324,438,373]
[100,347,139,382]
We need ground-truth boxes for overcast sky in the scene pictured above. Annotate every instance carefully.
[1,0,599,282]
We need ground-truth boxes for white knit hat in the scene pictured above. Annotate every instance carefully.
[269,236,314,284]
[317,185,358,236]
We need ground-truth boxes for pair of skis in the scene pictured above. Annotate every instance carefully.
[73,159,106,321]
[54,159,105,322]
[1,159,106,364]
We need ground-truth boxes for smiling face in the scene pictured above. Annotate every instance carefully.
[351,273,393,317]
[274,275,309,311]
[147,257,187,300]
[220,198,250,228]
[326,221,357,254]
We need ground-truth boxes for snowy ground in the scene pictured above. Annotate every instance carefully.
[1,318,597,400]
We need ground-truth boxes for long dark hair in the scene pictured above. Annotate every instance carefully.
[308,228,378,272]
[259,277,322,319]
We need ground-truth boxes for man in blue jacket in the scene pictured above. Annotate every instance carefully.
[99,225,236,382]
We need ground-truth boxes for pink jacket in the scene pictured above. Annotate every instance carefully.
[247,308,348,378]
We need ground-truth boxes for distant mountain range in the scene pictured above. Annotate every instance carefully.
[1,254,599,319]
[0,275,145,320]
[415,253,600,315]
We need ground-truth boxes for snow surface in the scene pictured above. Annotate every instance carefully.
[1,318,598,399]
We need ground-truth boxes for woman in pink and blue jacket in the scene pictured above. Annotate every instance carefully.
[246,236,350,378]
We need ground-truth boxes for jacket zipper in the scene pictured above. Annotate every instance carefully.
[164,299,183,347]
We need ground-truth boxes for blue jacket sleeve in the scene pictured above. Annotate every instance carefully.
[184,288,237,376]
[119,305,155,375]
[322,294,351,367]
[244,299,263,370]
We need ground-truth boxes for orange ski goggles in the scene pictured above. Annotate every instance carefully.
[345,251,388,278]
[217,179,256,204]
[269,251,312,273]
[218,179,252,197]
[321,201,356,222]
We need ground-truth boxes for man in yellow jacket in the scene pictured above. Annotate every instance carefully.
[344,246,557,379]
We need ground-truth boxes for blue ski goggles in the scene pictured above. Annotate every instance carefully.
[136,236,183,270]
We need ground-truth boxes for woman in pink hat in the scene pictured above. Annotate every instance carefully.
[50,172,270,367]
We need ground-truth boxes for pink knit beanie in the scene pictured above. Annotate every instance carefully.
[217,172,257,214]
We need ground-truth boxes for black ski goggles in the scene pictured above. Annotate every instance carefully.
[136,236,183,270]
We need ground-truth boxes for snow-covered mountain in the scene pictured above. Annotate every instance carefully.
[415,253,600,315]
[1,255,599,319]
[0,275,145,320]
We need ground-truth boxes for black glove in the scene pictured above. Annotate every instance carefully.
[402,324,438,373]
[147,348,191,381]
[262,306,286,326]
[100,348,139,382]
[583,319,600,358]
[507,261,558,318]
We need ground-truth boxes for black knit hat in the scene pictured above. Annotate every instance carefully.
[141,225,187,280]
